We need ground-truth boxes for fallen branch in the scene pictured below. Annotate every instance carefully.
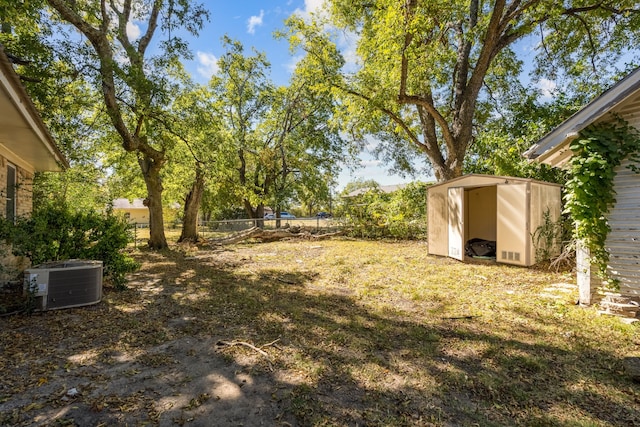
[210,226,342,245]
[211,227,264,245]
[215,339,279,371]
[215,339,281,357]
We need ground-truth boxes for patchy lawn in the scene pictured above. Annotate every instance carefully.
[1,239,639,426]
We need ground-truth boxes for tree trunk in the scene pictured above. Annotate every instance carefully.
[139,155,168,249]
[179,165,205,242]
[243,200,265,228]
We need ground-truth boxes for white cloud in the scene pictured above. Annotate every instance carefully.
[294,0,327,21]
[538,78,557,99]
[285,54,304,73]
[247,10,265,35]
[360,159,382,167]
[196,51,219,79]
[126,21,140,41]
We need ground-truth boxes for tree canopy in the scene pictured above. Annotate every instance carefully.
[287,0,640,182]
[44,0,209,248]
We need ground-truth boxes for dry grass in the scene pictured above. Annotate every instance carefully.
[2,238,639,426]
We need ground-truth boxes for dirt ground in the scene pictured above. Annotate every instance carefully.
[1,240,639,426]
[1,252,300,426]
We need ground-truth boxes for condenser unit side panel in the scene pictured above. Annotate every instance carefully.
[46,267,102,310]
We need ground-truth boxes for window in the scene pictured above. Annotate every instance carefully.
[6,164,15,221]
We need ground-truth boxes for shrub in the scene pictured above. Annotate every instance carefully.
[0,204,139,290]
[340,182,428,239]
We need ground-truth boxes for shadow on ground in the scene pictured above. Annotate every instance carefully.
[1,243,638,426]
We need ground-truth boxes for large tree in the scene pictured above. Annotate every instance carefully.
[45,0,208,248]
[288,0,640,182]
[211,39,345,223]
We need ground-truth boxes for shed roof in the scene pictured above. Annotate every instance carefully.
[427,173,562,190]
[524,67,640,167]
[0,45,68,171]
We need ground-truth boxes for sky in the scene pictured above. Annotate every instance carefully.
[145,0,437,191]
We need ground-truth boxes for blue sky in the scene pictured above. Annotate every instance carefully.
[140,0,436,190]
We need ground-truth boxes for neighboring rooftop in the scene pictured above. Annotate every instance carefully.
[345,184,410,198]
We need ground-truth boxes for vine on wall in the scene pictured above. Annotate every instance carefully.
[564,115,640,284]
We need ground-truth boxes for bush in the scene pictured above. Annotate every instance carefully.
[0,204,139,290]
[339,182,429,239]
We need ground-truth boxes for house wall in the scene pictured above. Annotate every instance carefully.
[575,93,640,302]
[605,157,640,297]
[114,208,149,226]
[0,155,34,218]
[0,154,35,281]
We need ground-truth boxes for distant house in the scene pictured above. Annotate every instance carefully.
[112,198,149,226]
[0,45,68,278]
[525,67,640,309]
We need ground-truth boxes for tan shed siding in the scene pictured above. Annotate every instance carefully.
[605,157,640,296]
[529,183,563,261]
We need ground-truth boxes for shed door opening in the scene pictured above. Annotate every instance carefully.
[449,186,498,261]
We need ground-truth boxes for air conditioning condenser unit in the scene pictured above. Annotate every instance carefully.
[24,260,103,311]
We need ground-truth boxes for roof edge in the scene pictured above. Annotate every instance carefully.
[0,45,69,169]
[525,66,640,161]
[427,173,562,189]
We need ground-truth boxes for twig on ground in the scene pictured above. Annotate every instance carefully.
[215,339,282,371]
[441,315,479,320]
[216,340,270,357]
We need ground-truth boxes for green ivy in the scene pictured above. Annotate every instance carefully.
[564,116,640,284]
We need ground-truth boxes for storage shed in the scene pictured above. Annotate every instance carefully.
[428,174,562,266]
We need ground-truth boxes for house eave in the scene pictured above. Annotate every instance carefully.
[0,45,69,171]
[524,67,640,167]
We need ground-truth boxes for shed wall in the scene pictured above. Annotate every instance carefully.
[496,183,529,266]
[529,182,563,262]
